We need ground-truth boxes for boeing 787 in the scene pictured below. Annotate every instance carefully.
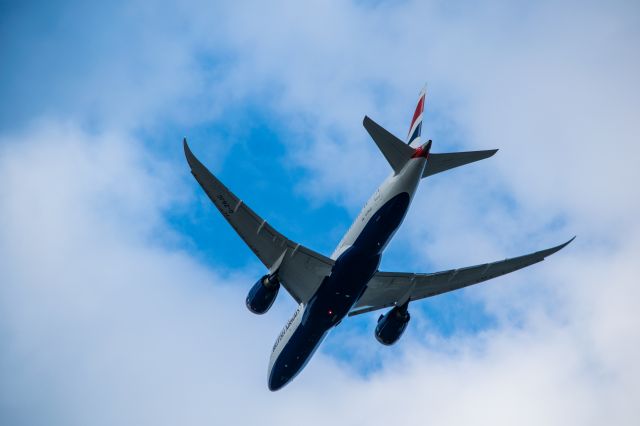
[184,87,573,391]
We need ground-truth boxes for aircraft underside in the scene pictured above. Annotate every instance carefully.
[268,192,412,390]
[184,85,573,391]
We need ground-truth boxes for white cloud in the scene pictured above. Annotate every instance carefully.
[0,122,286,425]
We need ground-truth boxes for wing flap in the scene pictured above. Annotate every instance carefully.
[350,237,575,316]
[184,139,333,303]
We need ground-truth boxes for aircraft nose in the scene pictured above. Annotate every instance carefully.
[267,369,291,391]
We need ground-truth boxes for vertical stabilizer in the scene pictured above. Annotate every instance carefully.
[406,86,426,147]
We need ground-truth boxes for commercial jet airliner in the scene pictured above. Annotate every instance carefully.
[184,87,573,391]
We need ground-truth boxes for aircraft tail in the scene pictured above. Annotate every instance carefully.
[363,85,498,177]
[406,86,426,147]
[362,86,426,173]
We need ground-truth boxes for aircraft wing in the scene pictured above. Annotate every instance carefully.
[349,237,574,316]
[184,139,334,304]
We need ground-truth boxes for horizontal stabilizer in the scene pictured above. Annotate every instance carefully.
[363,116,415,174]
[423,149,498,178]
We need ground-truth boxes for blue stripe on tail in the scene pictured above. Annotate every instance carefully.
[408,122,421,144]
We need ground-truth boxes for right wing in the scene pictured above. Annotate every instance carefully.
[350,237,575,316]
[184,139,334,304]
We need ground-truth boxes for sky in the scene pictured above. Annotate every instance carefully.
[1,0,639,424]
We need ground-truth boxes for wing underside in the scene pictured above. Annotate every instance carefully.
[184,140,334,303]
[350,237,575,316]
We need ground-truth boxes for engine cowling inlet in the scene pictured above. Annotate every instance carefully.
[246,274,280,314]
[375,302,410,345]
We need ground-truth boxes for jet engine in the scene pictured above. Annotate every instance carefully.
[375,302,410,345]
[246,274,280,314]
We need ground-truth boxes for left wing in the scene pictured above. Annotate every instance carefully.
[184,139,334,304]
[350,237,574,316]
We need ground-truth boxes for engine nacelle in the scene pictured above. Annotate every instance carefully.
[375,302,410,345]
[246,274,280,314]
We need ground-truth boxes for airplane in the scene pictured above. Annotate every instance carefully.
[183,87,573,391]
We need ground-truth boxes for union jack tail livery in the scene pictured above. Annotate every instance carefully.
[407,86,426,147]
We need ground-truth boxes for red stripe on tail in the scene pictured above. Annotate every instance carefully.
[409,95,425,130]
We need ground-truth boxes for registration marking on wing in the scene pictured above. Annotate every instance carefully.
[215,194,234,217]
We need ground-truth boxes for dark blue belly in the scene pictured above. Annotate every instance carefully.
[268,192,410,390]
[351,191,411,255]
[268,321,328,391]
[309,191,411,325]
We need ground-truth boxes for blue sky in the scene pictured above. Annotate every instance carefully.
[1,0,639,424]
